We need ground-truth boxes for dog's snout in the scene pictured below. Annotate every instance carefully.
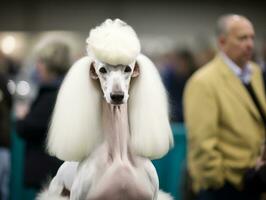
[110,93,124,104]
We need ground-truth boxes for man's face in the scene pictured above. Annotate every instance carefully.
[220,18,255,67]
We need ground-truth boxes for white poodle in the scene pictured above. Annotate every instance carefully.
[37,19,173,200]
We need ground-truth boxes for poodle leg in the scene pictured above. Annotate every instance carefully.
[36,162,78,200]
[157,190,174,200]
[36,176,67,200]
[144,160,173,200]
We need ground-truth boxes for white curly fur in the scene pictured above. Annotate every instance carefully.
[47,19,173,161]
[36,190,68,200]
[86,19,141,65]
[157,191,174,200]
[129,54,173,159]
[47,57,102,161]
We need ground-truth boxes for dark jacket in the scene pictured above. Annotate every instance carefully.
[16,80,63,189]
[162,67,189,122]
[0,73,12,148]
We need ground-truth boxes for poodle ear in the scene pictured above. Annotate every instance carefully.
[129,54,173,159]
[47,56,103,161]
[89,62,98,79]
[132,62,140,78]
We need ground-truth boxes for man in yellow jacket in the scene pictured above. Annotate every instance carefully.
[184,14,266,200]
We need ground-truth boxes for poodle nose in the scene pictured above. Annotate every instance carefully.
[110,93,124,103]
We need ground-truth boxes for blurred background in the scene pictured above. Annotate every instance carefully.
[0,0,265,102]
[0,0,265,200]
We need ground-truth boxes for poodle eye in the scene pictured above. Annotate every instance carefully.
[99,67,107,74]
[124,66,132,73]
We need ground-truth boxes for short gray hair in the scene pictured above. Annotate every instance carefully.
[36,39,71,76]
[215,14,248,37]
[215,14,234,37]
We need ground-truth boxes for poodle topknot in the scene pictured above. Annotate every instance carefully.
[86,19,141,65]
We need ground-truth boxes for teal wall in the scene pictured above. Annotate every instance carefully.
[153,123,187,200]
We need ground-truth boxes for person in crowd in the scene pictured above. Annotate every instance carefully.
[0,60,13,200]
[162,49,196,122]
[184,14,266,200]
[16,38,72,190]
[261,37,266,91]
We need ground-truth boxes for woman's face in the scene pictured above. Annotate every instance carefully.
[36,61,50,82]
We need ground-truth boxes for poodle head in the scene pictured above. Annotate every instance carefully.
[89,60,139,104]
[86,19,141,104]
[47,19,173,161]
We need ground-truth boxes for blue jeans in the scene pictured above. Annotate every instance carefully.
[0,148,10,200]
[195,182,260,200]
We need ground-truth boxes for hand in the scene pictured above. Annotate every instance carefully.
[254,143,266,170]
[255,158,266,171]
[15,103,29,119]
[261,143,266,161]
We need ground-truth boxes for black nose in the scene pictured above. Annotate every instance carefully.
[110,93,124,103]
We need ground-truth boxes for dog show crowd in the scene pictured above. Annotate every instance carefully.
[0,14,266,200]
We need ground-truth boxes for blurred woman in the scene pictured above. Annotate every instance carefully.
[16,38,72,190]
[0,54,13,200]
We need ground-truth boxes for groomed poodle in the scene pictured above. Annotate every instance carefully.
[37,19,174,200]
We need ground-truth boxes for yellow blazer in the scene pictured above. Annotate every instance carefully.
[184,55,266,192]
